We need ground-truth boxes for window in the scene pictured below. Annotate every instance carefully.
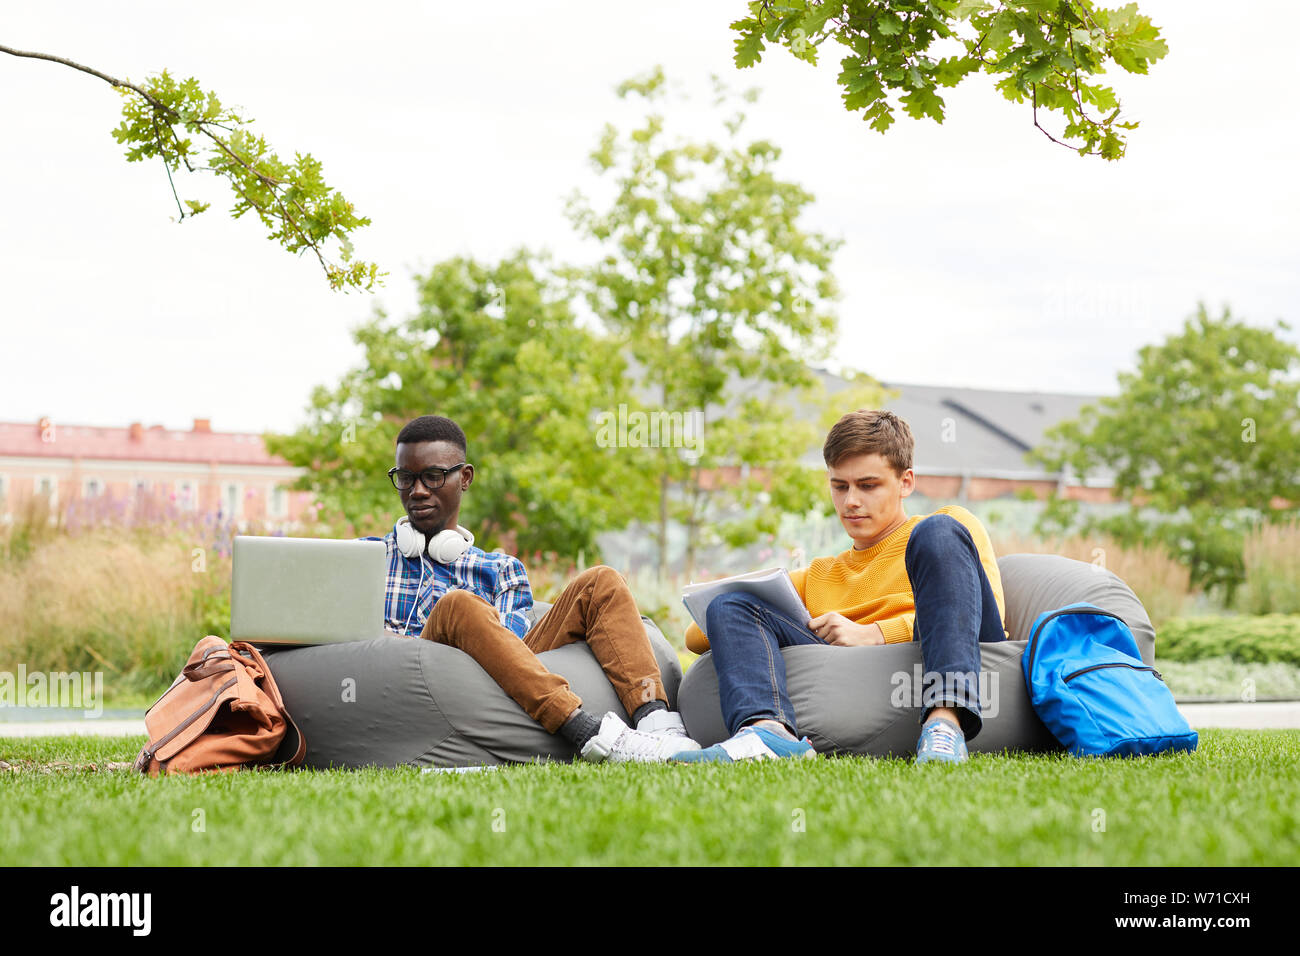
[35,475,58,509]
[269,485,288,518]
[223,483,241,518]
[84,478,103,499]
[176,480,196,512]
[0,474,8,514]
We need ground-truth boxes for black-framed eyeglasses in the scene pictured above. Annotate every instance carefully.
[387,464,467,492]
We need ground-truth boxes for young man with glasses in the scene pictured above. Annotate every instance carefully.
[363,414,699,763]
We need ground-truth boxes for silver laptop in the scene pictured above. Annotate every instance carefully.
[230,536,387,645]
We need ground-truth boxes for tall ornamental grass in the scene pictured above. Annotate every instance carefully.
[0,493,292,700]
[1235,518,1300,615]
[988,530,1196,629]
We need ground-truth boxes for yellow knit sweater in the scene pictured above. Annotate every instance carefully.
[684,505,1009,654]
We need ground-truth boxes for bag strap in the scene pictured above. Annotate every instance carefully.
[231,642,307,769]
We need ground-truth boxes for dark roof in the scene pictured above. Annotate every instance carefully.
[809,370,1112,480]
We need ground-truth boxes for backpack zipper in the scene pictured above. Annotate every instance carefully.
[1027,606,1128,677]
[1063,661,1164,682]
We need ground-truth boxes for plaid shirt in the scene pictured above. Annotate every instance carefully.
[361,525,533,639]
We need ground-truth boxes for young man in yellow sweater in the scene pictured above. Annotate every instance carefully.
[678,409,1009,764]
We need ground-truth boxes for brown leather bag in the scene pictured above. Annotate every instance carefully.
[134,636,306,776]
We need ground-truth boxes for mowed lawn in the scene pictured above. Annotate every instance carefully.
[1,730,1297,866]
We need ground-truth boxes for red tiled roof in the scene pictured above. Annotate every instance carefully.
[0,419,294,466]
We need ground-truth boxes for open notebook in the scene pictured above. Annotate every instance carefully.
[681,567,807,631]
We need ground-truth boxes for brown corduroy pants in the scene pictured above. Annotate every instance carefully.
[418,565,666,733]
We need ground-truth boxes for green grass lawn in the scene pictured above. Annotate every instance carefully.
[2,730,1297,866]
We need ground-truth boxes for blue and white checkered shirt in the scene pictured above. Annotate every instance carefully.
[361,525,533,639]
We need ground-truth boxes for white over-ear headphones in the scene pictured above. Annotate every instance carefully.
[394,516,475,564]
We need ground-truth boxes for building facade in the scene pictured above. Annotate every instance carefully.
[0,417,314,528]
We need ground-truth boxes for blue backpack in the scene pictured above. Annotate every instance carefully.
[1023,602,1198,758]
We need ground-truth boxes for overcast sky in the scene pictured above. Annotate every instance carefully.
[2,1,1296,435]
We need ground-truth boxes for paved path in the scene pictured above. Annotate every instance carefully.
[1176,701,1300,730]
[2,703,1298,737]
[0,719,147,738]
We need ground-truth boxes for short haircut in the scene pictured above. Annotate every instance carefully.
[822,409,914,476]
[395,415,467,455]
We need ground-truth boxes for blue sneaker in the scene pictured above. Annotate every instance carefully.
[916,717,968,764]
[673,725,816,763]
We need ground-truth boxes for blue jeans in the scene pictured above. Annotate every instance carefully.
[705,513,1006,740]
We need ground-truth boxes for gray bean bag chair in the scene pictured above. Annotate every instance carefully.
[261,602,681,769]
[676,553,1157,757]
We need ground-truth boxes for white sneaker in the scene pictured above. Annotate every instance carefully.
[579,712,693,764]
[636,709,702,754]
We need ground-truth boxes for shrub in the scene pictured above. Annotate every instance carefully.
[1156,615,1300,666]
[1156,656,1300,700]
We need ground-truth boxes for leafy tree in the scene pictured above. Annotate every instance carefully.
[0,44,381,291]
[265,251,655,555]
[567,68,885,579]
[730,0,1168,159]
[1028,304,1300,600]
